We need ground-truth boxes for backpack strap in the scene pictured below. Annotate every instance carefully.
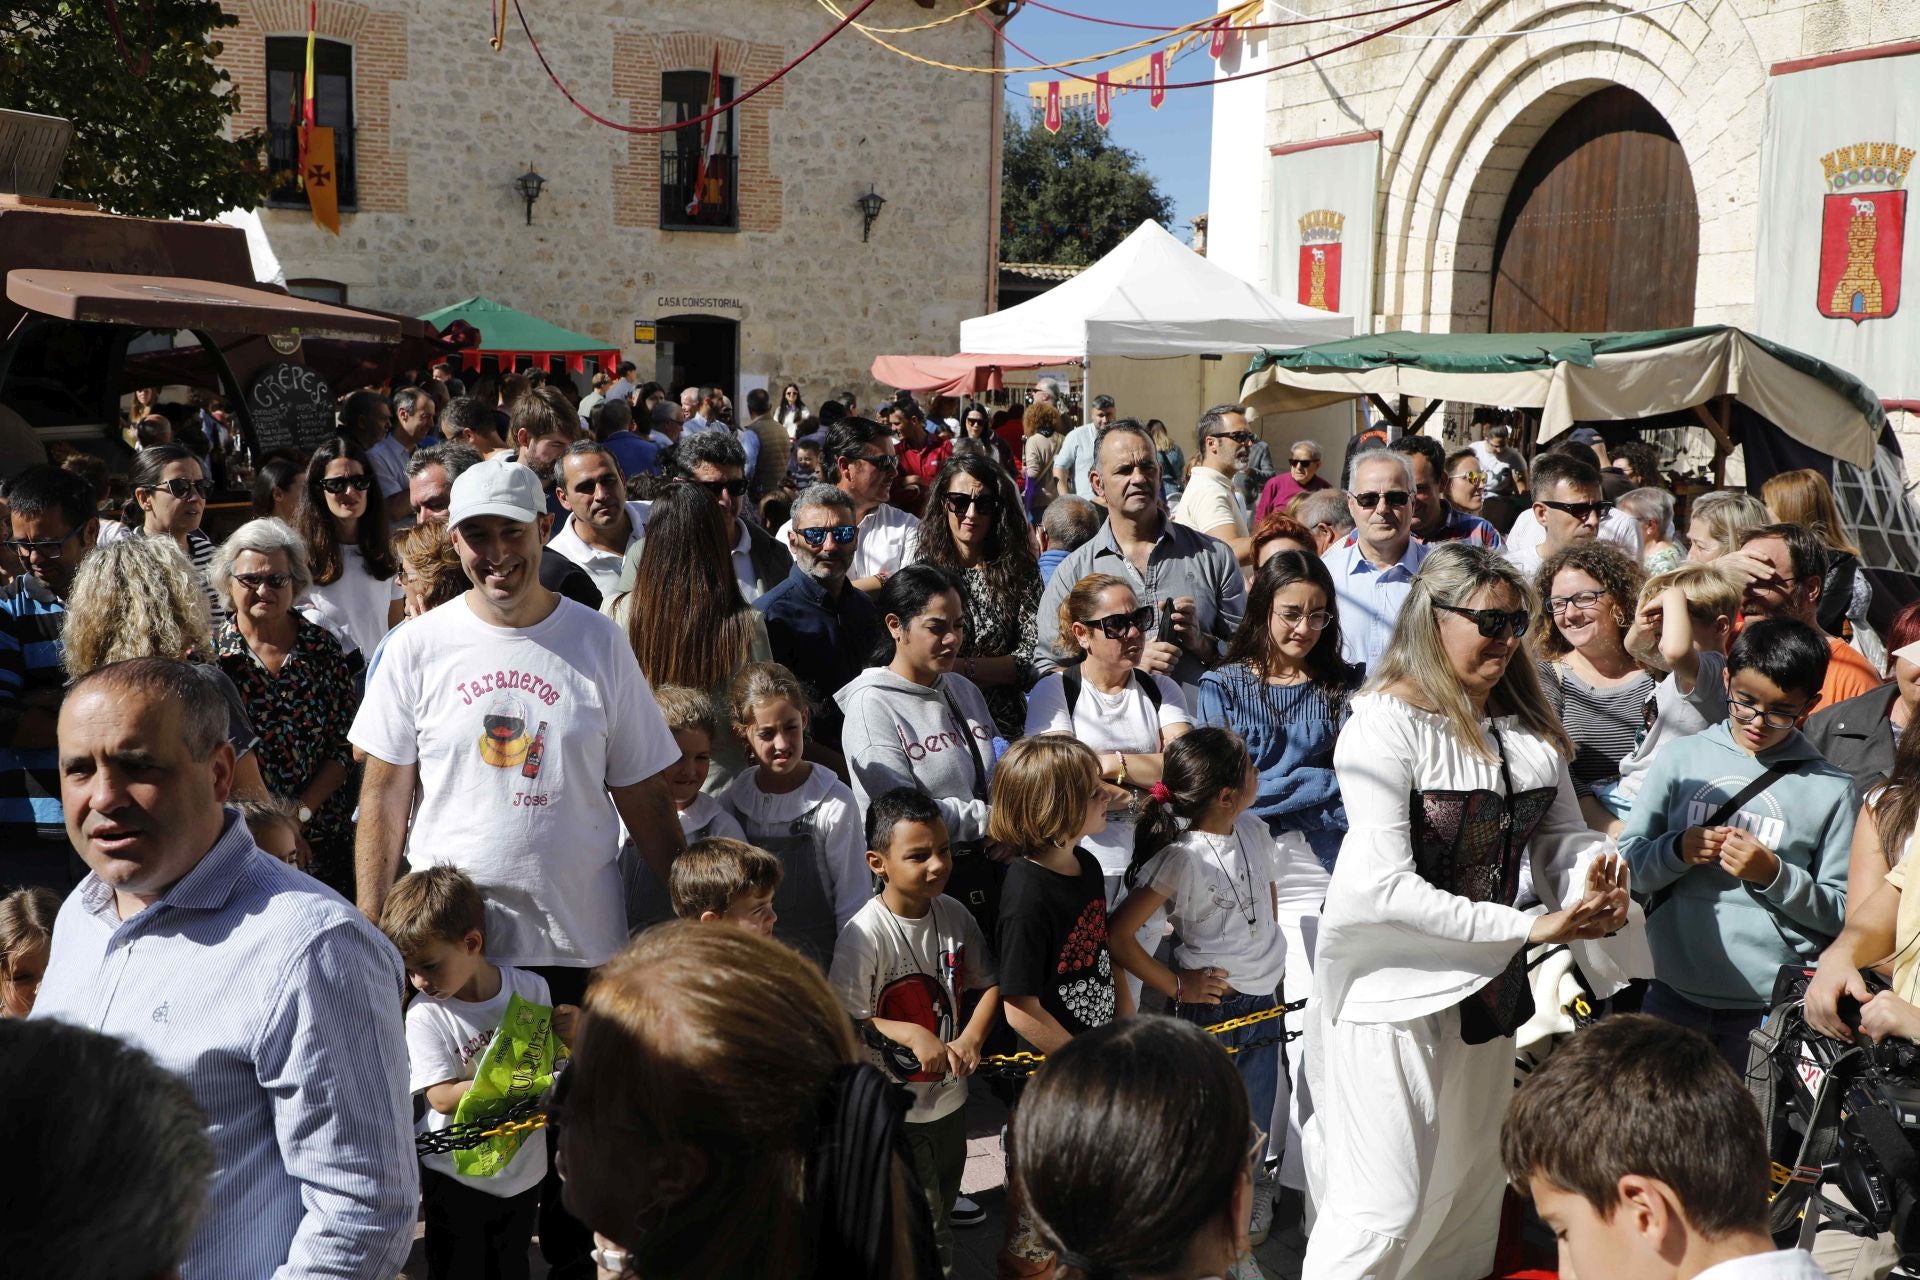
[1064,666,1160,718]
[1135,669,1162,710]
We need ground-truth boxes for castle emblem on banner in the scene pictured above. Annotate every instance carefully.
[1298,209,1344,312]
[1817,141,1913,324]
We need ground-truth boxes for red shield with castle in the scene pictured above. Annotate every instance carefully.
[1298,243,1342,312]
[1818,189,1905,323]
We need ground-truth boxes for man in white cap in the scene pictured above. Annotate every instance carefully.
[350,455,684,1271]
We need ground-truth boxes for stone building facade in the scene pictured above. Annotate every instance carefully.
[217,0,1003,401]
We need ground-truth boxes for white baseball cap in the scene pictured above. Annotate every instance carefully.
[449,456,544,528]
[1896,640,1920,667]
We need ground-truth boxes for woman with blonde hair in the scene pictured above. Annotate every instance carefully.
[62,535,267,800]
[1683,488,1768,563]
[1764,466,1879,660]
[560,922,935,1280]
[1303,542,1636,1280]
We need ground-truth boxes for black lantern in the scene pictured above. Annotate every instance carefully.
[856,186,886,242]
[513,170,547,226]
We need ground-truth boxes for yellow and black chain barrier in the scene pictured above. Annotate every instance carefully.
[414,1096,547,1156]
[976,997,1308,1081]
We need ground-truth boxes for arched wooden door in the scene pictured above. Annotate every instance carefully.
[1490,87,1700,333]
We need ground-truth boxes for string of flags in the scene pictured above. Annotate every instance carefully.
[1029,0,1261,130]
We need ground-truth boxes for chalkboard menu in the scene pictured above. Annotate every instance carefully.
[246,361,336,456]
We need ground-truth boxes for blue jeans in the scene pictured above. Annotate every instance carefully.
[1176,990,1281,1170]
[1642,980,1767,1077]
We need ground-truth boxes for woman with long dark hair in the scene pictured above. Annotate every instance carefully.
[115,442,222,617]
[777,381,808,438]
[1196,550,1361,1200]
[1304,543,1635,1280]
[249,453,303,523]
[296,436,400,659]
[960,407,1015,473]
[910,454,1041,739]
[610,482,769,788]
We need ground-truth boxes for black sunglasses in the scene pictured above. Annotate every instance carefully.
[234,572,293,591]
[1352,490,1410,510]
[843,452,898,474]
[1540,499,1613,522]
[1289,457,1317,468]
[1079,605,1155,640]
[1210,430,1256,445]
[942,492,999,518]
[2,528,83,560]
[317,474,375,495]
[796,523,857,549]
[143,477,213,500]
[1433,603,1531,639]
[690,477,748,498]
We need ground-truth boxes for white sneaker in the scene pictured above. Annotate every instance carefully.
[1247,1179,1275,1247]
[951,1194,987,1228]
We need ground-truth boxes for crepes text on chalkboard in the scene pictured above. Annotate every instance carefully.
[247,362,336,456]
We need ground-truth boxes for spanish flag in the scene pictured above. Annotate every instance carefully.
[687,48,724,218]
[298,1,340,235]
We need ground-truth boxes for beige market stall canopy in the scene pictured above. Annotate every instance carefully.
[7,268,402,344]
[1239,327,1883,470]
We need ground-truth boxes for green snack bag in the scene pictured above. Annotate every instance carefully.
[452,991,561,1178]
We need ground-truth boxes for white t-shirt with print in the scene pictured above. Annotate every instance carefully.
[829,895,997,1123]
[351,595,679,967]
[1025,670,1191,875]
[300,544,404,657]
[1140,811,1287,996]
[405,964,553,1198]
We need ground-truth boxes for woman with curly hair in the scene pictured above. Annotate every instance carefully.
[62,534,268,802]
[911,454,1042,739]
[1021,400,1063,517]
[1533,540,1652,831]
[296,435,401,661]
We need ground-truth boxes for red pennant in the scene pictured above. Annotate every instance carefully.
[1209,18,1230,58]
[1149,51,1166,108]
[1045,80,1062,133]
[1094,72,1112,127]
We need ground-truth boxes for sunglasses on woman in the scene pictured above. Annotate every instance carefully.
[317,474,375,495]
[1351,490,1410,510]
[234,572,293,591]
[795,523,857,549]
[942,492,999,518]
[1079,605,1155,640]
[1432,603,1531,639]
[1449,469,1487,486]
[143,477,213,499]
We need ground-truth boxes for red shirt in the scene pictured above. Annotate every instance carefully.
[1256,471,1330,522]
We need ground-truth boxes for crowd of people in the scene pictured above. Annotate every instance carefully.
[4,365,1917,1280]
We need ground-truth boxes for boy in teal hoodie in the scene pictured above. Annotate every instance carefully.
[1618,617,1855,1070]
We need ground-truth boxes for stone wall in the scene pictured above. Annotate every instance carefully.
[215,0,1002,403]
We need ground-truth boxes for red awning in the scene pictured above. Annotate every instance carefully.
[871,352,1077,396]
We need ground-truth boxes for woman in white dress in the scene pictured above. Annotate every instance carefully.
[296,435,403,662]
[1303,542,1635,1280]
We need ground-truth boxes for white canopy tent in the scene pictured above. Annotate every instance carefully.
[959,219,1354,357]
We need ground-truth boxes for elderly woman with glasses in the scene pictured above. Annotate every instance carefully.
[297,435,402,661]
[1532,541,1652,833]
[1304,543,1635,1280]
[211,517,362,893]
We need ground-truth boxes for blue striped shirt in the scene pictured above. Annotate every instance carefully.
[0,574,68,860]
[33,813,418,1279]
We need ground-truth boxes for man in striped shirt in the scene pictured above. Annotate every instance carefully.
[35,657,417,1278]
[0,465,97,890]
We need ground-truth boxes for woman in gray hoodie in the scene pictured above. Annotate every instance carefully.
[836,565,1000,857]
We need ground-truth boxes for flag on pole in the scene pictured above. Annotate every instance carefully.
[298,1,339,234]
[1094,72,1112,127]
[1044,80,1062,133]
[1209,17,1231,58]
[1149,51,1166,108]
[687,47,724,217]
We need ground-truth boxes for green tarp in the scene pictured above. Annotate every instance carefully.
[418,295,609,354]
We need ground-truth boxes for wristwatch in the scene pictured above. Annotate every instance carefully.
[297,805,313,826]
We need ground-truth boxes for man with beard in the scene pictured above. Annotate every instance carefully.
[1172,404,1257,566]
[548,441,648,601]
[1034,420,1246,702]
[757,483,881,761]
[510,387,585,518]
[352,455,684,1278]
[774,417,920,594]
[1327,447,1428,670]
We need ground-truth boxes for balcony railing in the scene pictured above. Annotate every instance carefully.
[267,123,358,209]
[659,151,737,230]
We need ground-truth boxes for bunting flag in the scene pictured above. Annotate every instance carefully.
[1045,79,1062,133]
[1209,16,1231,59]
[1094,72,1111,127]
[1149,51,1166,109]
[687,47,724,217]
[1025,2,1257,114]
[298,1,338,234]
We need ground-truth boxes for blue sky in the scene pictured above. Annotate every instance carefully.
[999,0,1220,237]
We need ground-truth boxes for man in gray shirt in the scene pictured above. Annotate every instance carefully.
[1033,420,1246,701]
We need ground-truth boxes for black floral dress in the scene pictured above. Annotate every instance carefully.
[956,563,1040,741]
[214,615,360,893]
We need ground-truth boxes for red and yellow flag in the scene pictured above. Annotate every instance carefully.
[298,1,340,235]
[687,48,725,217]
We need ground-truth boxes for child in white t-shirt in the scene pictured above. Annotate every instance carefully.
[621,684,745,933]
[380,867,578,1280]
[1610,562,1739,824]
[720,662,870,970]
[829,788,1000,1277]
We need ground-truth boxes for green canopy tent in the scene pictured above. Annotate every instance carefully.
[418,295,618,380]
[1238,326,1920,579]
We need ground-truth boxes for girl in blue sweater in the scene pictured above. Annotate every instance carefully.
[1195,549,1361,1200]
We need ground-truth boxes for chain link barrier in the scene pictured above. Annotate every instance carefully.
[977,998,1308,1081]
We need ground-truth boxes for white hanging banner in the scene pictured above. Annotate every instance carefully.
[1755,48,1920,404]
[1268,132,1379,326]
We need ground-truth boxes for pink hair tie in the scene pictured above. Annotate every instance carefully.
[1148,782,1173,804]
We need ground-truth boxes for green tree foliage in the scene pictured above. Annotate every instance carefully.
[0,0,269,219]
[1000,106,1175,266]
